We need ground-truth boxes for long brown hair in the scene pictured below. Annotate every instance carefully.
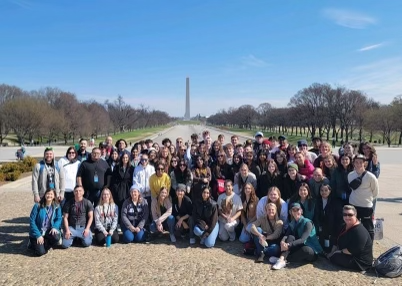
[267,186,282,214]
[39,189,59,208]
[241,182,258,204]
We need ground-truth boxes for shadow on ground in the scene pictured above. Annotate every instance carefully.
[0,216,32,256]
[377,197,402,203]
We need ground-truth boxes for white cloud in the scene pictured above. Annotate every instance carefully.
[7,0,32,9]
[357,43,385,52]
[341,58,402,103]
[241,54,267,67]
[322,8,376,29]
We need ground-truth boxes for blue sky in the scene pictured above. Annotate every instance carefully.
[1,0,401,117]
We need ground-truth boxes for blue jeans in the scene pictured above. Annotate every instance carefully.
[239,223,253,243]
[122,225,146,243]
[193,222,219,248]
[150,215,175,234]
[62,226,93,248]
[253,227,280,257]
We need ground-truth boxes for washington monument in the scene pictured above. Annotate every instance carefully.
[184,77,190,120]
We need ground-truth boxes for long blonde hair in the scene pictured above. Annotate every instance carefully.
[97,187,115,206]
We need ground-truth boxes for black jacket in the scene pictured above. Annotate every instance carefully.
[257,171,284,199]
[110,164,134,205]
[193,198,218,234]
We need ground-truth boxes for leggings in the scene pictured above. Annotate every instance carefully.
[282,235,317,263]
[94,229,120,245]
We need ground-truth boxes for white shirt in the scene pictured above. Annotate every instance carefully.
[217,192,243,221]
[133,164,155,197]
[58,157,80,193]
[348,170,379,208]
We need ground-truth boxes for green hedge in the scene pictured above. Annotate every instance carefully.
[0,156,37,181]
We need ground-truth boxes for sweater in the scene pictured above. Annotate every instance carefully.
[32,160,65,198]
[151,197,173,224]
[251,216,283,241]
[29,203,62,238]
[121,198,149,229]
[348,171,379,208]
[94,203,118,233]
[149,173,171,199]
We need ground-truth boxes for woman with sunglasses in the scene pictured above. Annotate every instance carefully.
[327,205,373,271]
[191,155,211,203]
[58,146,81,204]
[149,163,171,200]
[210,150,234,200]
[170,158,193,198]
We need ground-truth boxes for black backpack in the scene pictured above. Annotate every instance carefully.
[373,246,402,278]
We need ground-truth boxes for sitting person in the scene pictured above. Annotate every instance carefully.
[193,187,219,248]
[150,187,176,242]
[271,203,323,270]
[62,185,94,248]
[327,205,373,271]
[28,189,62,256]
[239,183,259,243]
[121,186,149,243]
[172,184,194,244]
[94,188,119,245]
[217,180,243,242]
[257,186,288,231]
[250,203,283,263]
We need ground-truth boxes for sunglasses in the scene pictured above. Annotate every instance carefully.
[343,213,354,217]
[141,159,148,162]
[157,168,164,171]
[45,147,53,152]
[179,164,186,167]
[172,160,177,163]
[180,149,186,151]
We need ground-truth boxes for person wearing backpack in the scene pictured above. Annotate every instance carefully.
[348,154,379,240]
[32,147,65,203]
[327,205,373,271]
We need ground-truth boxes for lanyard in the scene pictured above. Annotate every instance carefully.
[103,204,111,223]
[75,201,83,222]
[42,205,53,229]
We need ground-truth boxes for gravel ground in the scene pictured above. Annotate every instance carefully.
[0,189,400,286]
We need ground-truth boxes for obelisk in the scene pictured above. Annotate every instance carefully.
[184,77,190,120]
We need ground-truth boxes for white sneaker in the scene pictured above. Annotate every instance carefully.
[190,238,196,245]
[170,234,176,243]
[272,260,287,270]
[57,236,62,246]
[117,225,122,233]
[269,256,279,264]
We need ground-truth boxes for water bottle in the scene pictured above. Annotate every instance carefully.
[106,234,111,247]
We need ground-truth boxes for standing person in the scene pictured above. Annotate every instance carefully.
[271,203,322,270]
[76,147,111,205]
[210,150,234,199]
[273,151,288,177]
[110,153,134,226]
[121,186,149,243]
[62,185,94,248]
[170,159,193,198]
[251,203,283,263]
[244,151,261,178]
[231,135,239,148]
[313,141,338,168]
[309,137,322,156]
[58,147,80,204]
[253,132,264,156]
[94,188,119,245]
[348,154,379,240]
[115,139,131,158]
[32,147,65,203]
[193,188,219,248]
[257,159,283,199]
[107,149,120,172]
[231,153,243,175]
[28,189,62,256]
[191,155,211,203]
[105,136,114,159]
[308,168,330,199]
[297,139,317,164]
[239,183,259,243]
[77,139,90,162]
[172,184,194,244]
[294,152,315,181]
[149,163,171,200]
[150,187,176,242]
[322,155,337,180]
[217,180,243,242]
[362,142,380,213]
[327,205,373,271]
[132,153,155,207]
[130,145,141,168]
[225,143,235,166]
[330,155,354,204]
[288,183,316,221]
[233,164,257,196]
[282,164,303,202]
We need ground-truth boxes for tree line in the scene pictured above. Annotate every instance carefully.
[207,83,402,146]
[0,84,172,145]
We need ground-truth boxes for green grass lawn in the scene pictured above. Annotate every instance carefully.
[94,126,169,145]
[175,120,202,125]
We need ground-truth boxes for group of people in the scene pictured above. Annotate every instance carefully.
[29,131,380,272]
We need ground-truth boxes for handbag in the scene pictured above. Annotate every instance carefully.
[243,240,256,256]
[374,218,384,240]
[349,171,367,190]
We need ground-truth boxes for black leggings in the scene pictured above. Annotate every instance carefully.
[330,252,361,271]
[353,206,374,241]
[29,230,60,256]
[94,229,120,245]
[282,235,317,263]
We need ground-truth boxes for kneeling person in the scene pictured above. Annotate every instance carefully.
[94,188,119,245]
[62,185,94,248]
[217,180,243,242]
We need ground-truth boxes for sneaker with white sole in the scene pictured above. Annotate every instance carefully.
[255,251,265,263]
[269,256,279,264]
[170,234,177,243]
[272,260,286,270]
[190,238,196,245]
